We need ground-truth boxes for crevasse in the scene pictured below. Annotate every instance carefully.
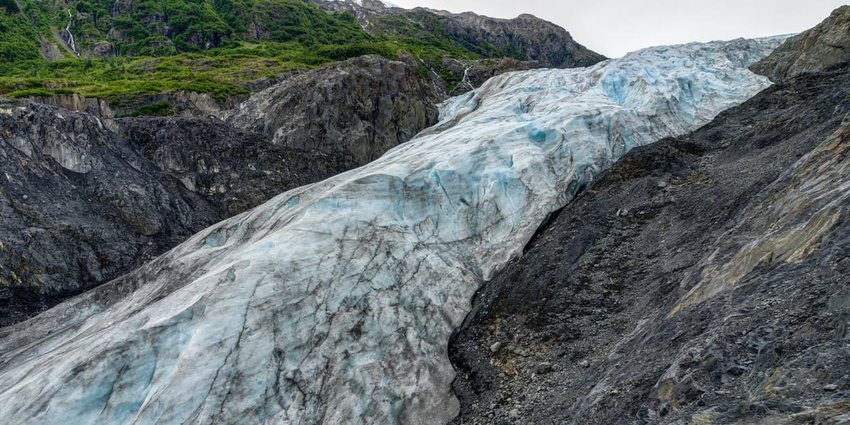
[0,37,783,425]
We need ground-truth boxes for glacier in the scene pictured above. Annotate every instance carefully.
[0,38,783,425]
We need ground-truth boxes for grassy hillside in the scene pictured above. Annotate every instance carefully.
[0,0,51,62]
[0,0,485,103]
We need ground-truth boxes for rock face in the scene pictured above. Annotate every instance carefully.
[433,12,605,68]
[314,1,606,69]
[439,57,541,97]
[0,103,219,325]
[0,103,355,326]
[118,117,356,217]
[751,5,850,80]
[25,91,244,121]
[227,55,440,165]
[450,65,850,425]
[0,38,778,425]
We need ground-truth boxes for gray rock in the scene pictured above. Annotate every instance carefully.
[0,103,356,325]
[117,116,356,217]
[535,362,553,374]
[227,55,440,165]
[430,12,606,69]
[751,6,850,81]
[313,1,606,69]
[0,102,215,325]
[450,65,850,424]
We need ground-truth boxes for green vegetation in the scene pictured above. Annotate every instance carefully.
[1,43,330,101]
[33,0,370,54]
[0,0,488,104]
[0,0,47,62]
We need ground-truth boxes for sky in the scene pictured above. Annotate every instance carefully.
[388,0,847,57]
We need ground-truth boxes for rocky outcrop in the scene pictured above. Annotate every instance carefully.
[0,102,218,325]
[450,65,850,424]
[432,12,605,68]
[227,55,440,165]
[313,1,605,69]
[118,116,357,217]
[0,102,355,325]
[27,90,246,121]
[439,57,541,96]
[751,5,850,80]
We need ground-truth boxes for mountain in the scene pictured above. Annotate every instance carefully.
[0,54,444,325]
[450,8,850,424]
[0,37,779,424]
[0,0,603,323]
[0,101,357,325]
[751,5,850,81]
[312,0,605,68]
[0,0,604,110]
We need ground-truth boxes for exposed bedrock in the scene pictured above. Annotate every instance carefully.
[0,105,355,325]
[751,5,850,81]
[227,55,440,166]
[450,64,850,425]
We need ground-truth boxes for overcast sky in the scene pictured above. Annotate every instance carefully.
[389,0,847,57]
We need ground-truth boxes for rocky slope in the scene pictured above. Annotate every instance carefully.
[117,117,356,217]
[450,46,850,425]
[0,103,216,325]
[0,38,778,425]
[314,0,605,69]
[751,5,850,81]
[227,55,440,165]
[0,103,355,326]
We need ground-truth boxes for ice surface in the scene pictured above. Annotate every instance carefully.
[0,38,783,425]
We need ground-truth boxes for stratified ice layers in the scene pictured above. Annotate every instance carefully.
[0,37,783,425]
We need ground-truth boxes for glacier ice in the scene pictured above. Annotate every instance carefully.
[0,38,783,425]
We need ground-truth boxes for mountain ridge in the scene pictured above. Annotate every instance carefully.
[751,5,850,81]
[0,0,604,111]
